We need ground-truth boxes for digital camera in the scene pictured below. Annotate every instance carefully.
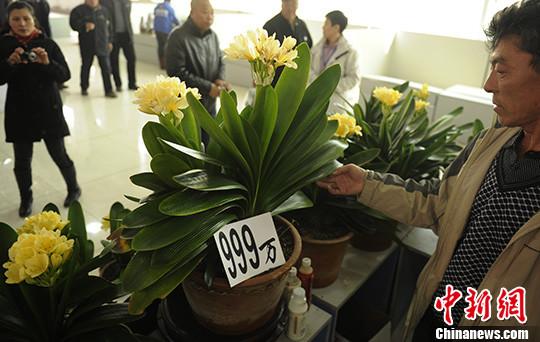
[21,50,38,63]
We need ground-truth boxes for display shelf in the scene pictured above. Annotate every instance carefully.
[313,243,398,310]
[311,225,413,341]
[276,305,332,342]
[401,227,438,257]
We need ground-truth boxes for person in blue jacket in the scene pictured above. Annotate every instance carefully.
[153,0,179,69]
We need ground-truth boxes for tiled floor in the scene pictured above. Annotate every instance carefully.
[0,36,248,253]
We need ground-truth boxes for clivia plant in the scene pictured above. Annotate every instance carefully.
[119,28,347,314]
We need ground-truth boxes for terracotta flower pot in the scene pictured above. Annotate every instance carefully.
[300,231,354,288]
[182,216,302,335]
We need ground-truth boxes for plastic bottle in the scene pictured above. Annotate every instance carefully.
[287,287,308,341]
[298,257,314,306]
[284,267,301,303]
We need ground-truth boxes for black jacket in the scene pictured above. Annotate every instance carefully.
[166,18,224,114]
[0,33,70,142]
[69,4,112,56]
[263,13,313,48]
[101,0,133,41]
[263,13,312,86]
[28,0,51,38]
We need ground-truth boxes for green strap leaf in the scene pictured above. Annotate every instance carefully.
[150,213,236,265]
[179,106,201,151]
[67,201,88,262]
[220,90,255,167]
[63,304,141,340]
[173,169,247,192]
[345,148,381,166]
[122,196,169,229]
[150,153,190,187]
[42,203,60,213]
[131,206,236,251]
[160,138,231,168]
[186,92,252,178]
[264,43,311,167]
[128,249,205,315]
[130,172,168,192]
[249,85,278,159]
[271,191,313,216]
[159,189,245,216]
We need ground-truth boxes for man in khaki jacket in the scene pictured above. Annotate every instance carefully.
[319,1,540,340]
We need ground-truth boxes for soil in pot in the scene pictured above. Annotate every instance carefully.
[181,216,301,336]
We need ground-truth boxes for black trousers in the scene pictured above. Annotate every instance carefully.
[13,138,77,199]
[156,31,168,59]
[111,32,137,88]
[80,51,113,93]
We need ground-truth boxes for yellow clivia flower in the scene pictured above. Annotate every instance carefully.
[328,113,363,138]
[3,262,26,284]
[415,99,430,112]
[3,229,74,286]
[373,87,402,107]
[133,75,201,121]
[414,83,430,101]
[225,28,298,86]
[24,253,49,278]
[18,211,68,234]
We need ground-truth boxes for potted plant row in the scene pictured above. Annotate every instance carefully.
[337,82,485,251]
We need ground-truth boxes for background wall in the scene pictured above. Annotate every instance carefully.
[383,32,491,88]
[50,0,500,89]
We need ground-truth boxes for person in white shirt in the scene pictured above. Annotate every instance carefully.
[310,10,360,114]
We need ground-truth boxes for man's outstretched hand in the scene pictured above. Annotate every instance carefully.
[317,164,367,196]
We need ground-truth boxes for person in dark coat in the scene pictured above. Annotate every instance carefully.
[166,0,229,145]
[0,0,7,30]
[27,0,50,37]
[0,1,81,217]
[69,0,116,97]
[263,0,312,86]
[101,0,137,91]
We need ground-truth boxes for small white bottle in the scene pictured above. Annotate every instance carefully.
[287,287,308,341]
[284,267,301,303]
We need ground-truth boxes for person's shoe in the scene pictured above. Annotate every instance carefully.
[64,187,81,208]
[116,85,122,92]
[18,197,33,217]
[128,84,138,90]
[105,91,117,98]
[81,89,88,96]
[59,83,68,90]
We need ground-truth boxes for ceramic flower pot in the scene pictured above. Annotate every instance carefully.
[300,230,354,288]
[181,216,302,335]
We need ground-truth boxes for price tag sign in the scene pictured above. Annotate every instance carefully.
[214,213,285,287]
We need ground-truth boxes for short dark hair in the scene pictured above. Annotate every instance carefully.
[325,10,347,33]
[485,0,540,72]
[7,1,36,18]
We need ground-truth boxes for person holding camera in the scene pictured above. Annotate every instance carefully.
[0,1,81,217]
